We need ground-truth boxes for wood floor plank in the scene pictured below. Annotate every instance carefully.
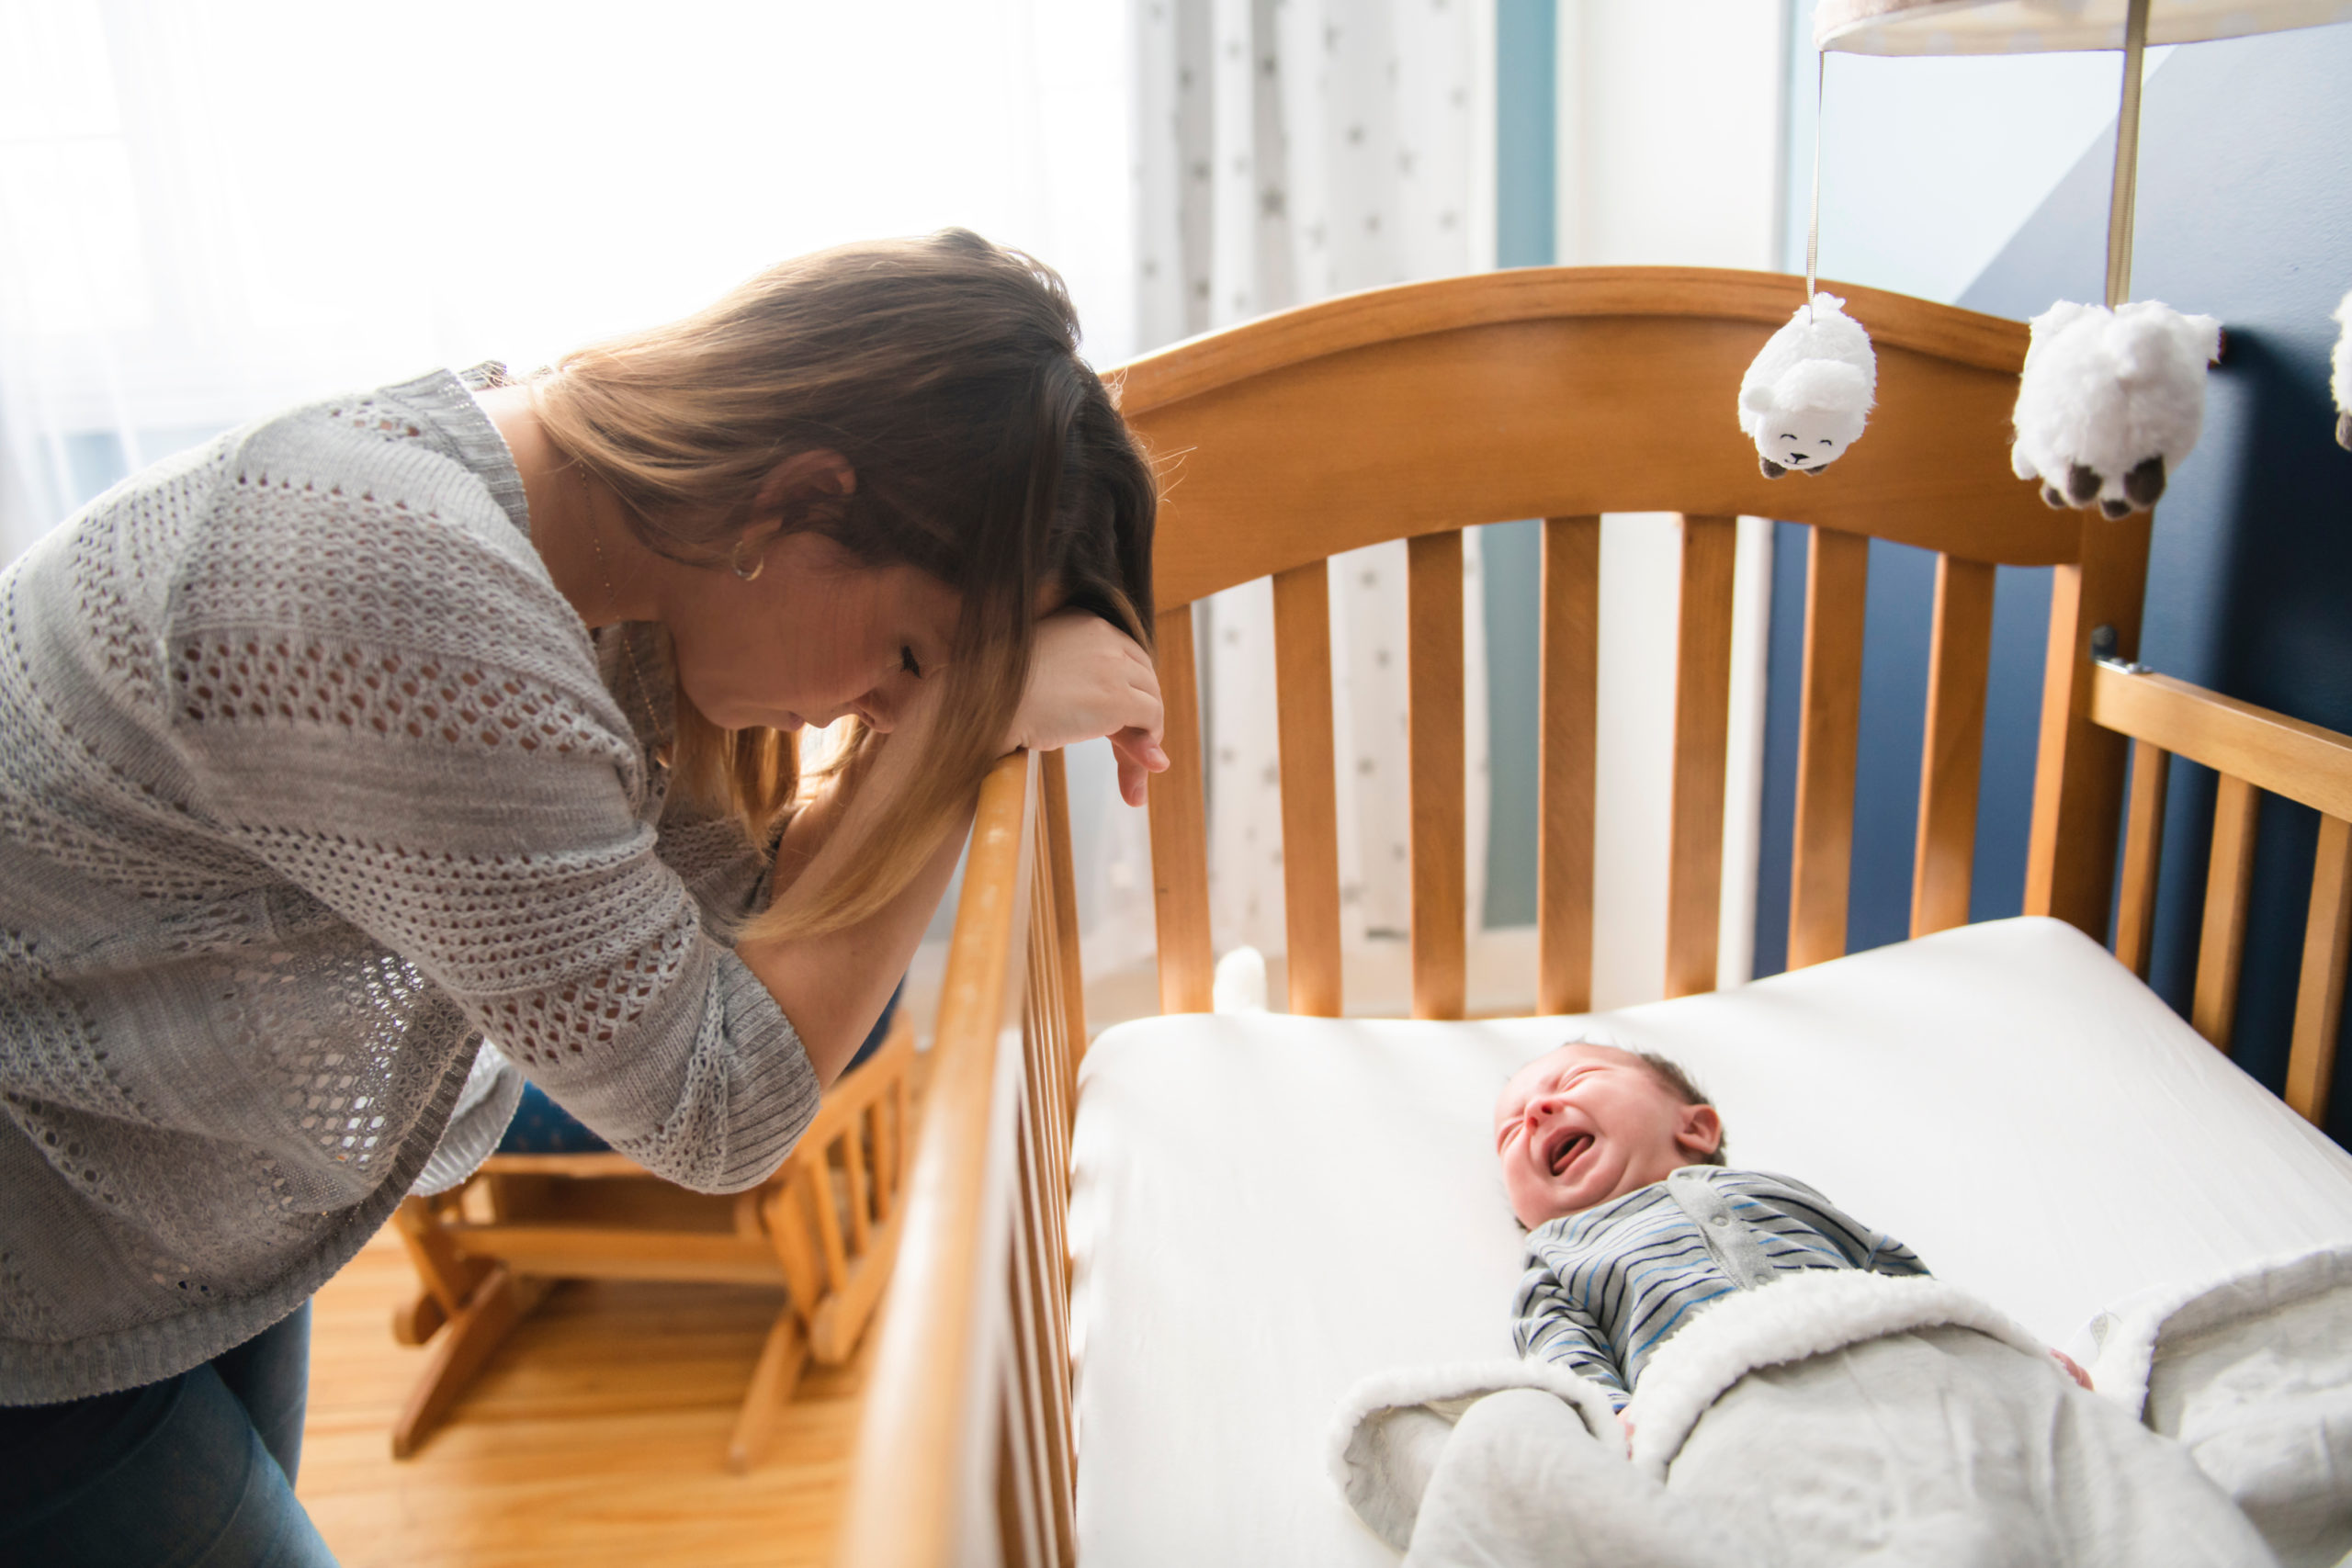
[300,1227,866,1566]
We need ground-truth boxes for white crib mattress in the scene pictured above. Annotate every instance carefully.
[1066,917,2352,1566]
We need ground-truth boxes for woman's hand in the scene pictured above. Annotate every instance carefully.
[1004,612,1169,806]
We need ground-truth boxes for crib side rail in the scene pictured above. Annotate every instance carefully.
[2090,663,2352,1122]
[831,749,1082,1568]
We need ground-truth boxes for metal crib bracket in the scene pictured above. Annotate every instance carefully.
[2089,623,2152,676]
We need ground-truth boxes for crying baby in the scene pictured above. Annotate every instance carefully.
[1493,1042,1939,1413]
[1354,1041,2283,1567]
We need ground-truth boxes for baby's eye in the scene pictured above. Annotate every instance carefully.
[899,645,923,679]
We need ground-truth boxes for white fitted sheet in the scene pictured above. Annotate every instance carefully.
[1066,918,2352,1567]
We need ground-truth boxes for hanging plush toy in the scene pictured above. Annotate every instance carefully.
[1739,293,1877,478]
[2332,288,2352,452]
[2010,300,2222,518]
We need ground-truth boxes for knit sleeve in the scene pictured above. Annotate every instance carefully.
[654,801,775,942]
[162,451,817,1194]
[1512,1263,1631,1410]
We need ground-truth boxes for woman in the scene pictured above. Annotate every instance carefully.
[0,230,1164,1562]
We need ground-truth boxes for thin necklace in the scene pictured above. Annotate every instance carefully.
[582,484,666,764]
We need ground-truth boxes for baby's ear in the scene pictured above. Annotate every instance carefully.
[1678,1102,1724,1161]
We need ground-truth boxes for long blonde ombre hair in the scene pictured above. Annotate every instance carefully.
[530,231,1156,939]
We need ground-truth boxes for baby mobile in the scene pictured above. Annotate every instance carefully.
[1736,41,1875,482]
[1768,0,2352,503]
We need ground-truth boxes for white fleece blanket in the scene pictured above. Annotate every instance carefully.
[1331,1263,2338,1567]
[2072,1244,2352,1568]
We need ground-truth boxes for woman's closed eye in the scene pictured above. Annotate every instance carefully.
[899,644,923,679]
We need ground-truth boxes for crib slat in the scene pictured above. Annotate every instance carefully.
[1012,1061,1076,1564]
[1911,555,1995,938]
[1538,517,1600,1015]
[1025,844,1075,1300]
[991,1365,1035,1568]
[2287,814,2352,1123]
[1001,1122,1059,1566]
[1040,747,1088,1067]
[1666,515,1739,998]
[2115,740,2171,978]
[1148,605,1215,1012]
[1788,527,1869,970]
[2191,773,2262,1052]
[1408,531,1467,1020]
[2025,516,2151,940]
[1272,560,1343,1017]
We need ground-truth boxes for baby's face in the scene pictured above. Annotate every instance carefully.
[1493,1044,1722,1229]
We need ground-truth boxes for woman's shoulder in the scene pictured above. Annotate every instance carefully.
[175,372,594,682]
[219,369,536,569]
[156,379,646,807]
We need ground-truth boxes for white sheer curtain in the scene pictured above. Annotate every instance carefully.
[1091,0,1493,997]
[0,0,1136,559]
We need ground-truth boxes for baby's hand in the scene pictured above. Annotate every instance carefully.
[2050,1348,2093,1391]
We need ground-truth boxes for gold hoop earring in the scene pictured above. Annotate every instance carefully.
[730,539,766,582]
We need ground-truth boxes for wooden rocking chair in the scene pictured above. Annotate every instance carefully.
[388,1017,921,1472]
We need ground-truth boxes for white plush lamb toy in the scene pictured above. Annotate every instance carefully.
[1739,293,1877,479]
[2332,288,2351,451]
[2010,299,2222,518]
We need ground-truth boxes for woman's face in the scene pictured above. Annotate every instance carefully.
[662,530,965,734]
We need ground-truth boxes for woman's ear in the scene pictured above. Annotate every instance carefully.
[1677,1103,1723,1161]
[732,451,858,575]
[751,448,858,527]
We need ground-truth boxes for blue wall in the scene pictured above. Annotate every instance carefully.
[1752,25,2352,1145]
[1482,0,1558,929]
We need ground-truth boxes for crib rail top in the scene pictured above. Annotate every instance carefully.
[1113,266,2060,608]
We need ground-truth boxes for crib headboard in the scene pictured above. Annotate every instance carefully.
[829,269,2352,1568]
[1115,266,2143,1017]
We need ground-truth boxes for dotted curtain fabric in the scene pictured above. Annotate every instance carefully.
[1132,0,1488,964]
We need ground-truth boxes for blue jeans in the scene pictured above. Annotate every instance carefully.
[0,1303,335,1567]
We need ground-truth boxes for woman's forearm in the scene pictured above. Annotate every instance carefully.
[737,802,967,1084]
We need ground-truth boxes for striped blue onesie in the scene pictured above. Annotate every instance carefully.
[1512,1167,1929,1409]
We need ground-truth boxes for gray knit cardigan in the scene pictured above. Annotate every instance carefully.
[0,369,819,1404]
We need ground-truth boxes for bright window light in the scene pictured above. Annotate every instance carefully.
[0,0,1135,549]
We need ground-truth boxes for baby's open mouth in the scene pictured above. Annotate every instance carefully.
[1546,1130,1592,1178]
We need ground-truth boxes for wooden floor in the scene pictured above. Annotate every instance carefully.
[299,1227,870,1567]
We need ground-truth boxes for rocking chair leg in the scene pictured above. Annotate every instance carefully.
[390,1289,449,1348]
[391,1264,547,1460]
[726,1308,811,1474]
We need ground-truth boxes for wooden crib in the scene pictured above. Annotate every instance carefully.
[827,267,2352,1566]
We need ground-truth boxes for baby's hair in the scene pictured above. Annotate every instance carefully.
[1630,1050,1729,1167]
